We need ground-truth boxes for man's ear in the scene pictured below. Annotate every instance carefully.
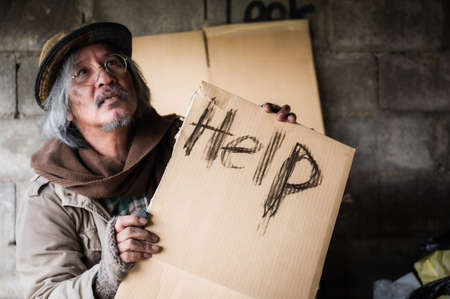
[67,110,74,121]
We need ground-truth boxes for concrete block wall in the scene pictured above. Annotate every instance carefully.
[0,0,448,298]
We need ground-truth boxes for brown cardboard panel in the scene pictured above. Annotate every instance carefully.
[132,31,208,116]
[132,20,325,133]
[205,21,325,133]
[117,82,354,299]
[117,259,251,299]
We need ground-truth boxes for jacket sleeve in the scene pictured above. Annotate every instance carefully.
[16,181,98,299]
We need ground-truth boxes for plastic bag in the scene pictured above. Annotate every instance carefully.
[374,273,421,299]
[407,276,450,299]
[414,250,450,285]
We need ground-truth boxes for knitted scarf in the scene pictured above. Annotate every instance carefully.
[31,108,179,200]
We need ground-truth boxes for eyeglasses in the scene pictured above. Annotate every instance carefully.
[71,53,128,86]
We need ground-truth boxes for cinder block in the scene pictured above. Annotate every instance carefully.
[0,183,20,298]
[432,117,449,173]
[94,0,204,36]
[379,53,450,112]
[17,52,43,117]
[446,117,450,171]
[0,1,84,51]
[0,271,23,299]
[316,53,378,119]
[0,53,16,118]
[15,181,29,219]
[0,120,44,181]
[333,174,380,238]
[0,183,15,246]
[205,0,227,25]
[326,117,378,176]
[307,0,329,51]
[329,0,444,51]
[206,0,328,49]
[378,173,450,236]
[325,117,380,237]
[377,115,435,174]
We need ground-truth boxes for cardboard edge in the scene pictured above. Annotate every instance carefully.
[133,30,203,39]
[204,20,309,37]
[302,23,326,135]
[307,148,356,298]
[198,81,351,152]
[152,258,254,298]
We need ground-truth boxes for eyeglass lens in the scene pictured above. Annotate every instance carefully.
[72,54,127,85]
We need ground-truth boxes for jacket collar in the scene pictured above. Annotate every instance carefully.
[53,183,111,222]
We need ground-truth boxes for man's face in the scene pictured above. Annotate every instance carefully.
[68,43,138,133]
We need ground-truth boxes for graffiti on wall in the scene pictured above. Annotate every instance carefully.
[223,0,315,23]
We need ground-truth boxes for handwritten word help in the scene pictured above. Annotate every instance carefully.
[183,99,322,224]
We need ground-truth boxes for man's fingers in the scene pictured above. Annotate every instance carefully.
[280,104,291,113]
[263,103,297,123]
[117,238,161,254]
[287,113,297,123]
[120,251,151,263]
[262,103,281,113]
[116,226,159,243]
[262,103,272,113]
[277,105,297,122]
[119,241,162,263]
[115,215,148,233]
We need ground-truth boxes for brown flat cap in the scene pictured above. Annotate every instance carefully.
[35,22,132,110]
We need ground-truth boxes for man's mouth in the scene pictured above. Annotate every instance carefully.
[95,86,129,108]
[97,95,118,107]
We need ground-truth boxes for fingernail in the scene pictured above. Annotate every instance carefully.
[139,217,147,224]
[152,235,159,242]
[151,245,160,251]
[270,104,281,113]
[143,253,151,258]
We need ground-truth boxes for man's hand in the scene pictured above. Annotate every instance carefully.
[114,215,161,263]
[262,103,297,123]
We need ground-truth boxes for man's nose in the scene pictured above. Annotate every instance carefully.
[95,67,116,87]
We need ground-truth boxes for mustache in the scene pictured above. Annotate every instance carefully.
[94,85,129,108]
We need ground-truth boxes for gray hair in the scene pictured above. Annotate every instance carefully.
[42,50,151,148]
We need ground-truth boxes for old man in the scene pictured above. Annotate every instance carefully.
[16,22,296,299]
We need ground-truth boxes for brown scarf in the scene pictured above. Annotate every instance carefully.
[31,109,179,199]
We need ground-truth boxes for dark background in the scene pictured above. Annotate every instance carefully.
[0,1,448,298]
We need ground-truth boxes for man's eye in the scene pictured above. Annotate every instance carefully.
[105,57,125,70]
[75,67,89,78]
[105,59,119,67]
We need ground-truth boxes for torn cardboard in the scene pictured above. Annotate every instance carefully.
[132,20,325,133]
[116,82,354,299]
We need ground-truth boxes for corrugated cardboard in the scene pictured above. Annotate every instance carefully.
[116,82,354,299]
[132,20,325,133]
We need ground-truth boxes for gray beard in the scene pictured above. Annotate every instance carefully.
[101,113,133,131]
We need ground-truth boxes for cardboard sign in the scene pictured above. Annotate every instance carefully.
[132,20,325,133]
[116,82,354,299]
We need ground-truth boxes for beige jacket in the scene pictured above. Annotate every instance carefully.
[16,175,112,299]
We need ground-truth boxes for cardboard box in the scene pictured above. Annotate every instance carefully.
[116,82,354,299]
[132,20,325,133]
